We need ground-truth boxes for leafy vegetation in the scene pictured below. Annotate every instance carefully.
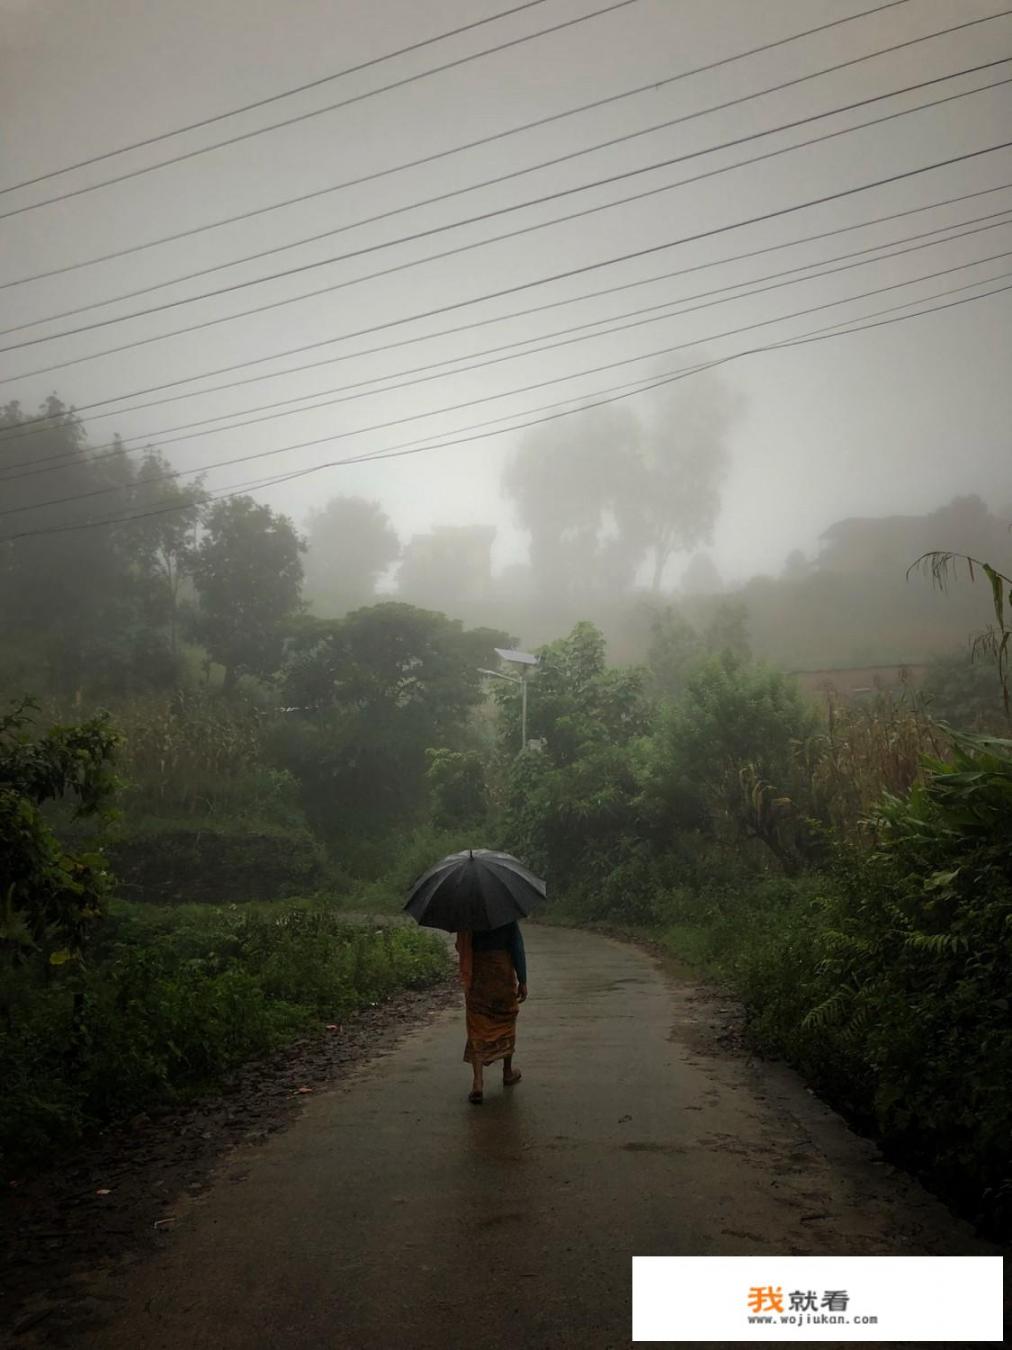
[493,621,1012,1236]
[2,393,1009,1239]
[1,698,119,981]
[0,900,447,1170]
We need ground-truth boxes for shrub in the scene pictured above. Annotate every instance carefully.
[101,818,330,904]
[0,899,448,1171]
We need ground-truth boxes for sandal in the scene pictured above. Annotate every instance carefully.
[503,1070,522,1087]
[468,1090,484,1105]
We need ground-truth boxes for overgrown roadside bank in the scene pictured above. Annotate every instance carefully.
[1,900,450,1175]
[541,854,1012,1246]
[1,958,458,1341]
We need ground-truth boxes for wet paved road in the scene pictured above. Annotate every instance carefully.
[85,926,995,1350]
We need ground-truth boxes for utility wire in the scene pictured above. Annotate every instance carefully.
[8,30,1010,338]
[5,206,1010,480]
[0,0,640,219]
[5,55,1010,350]
[4,273,1008,546]
[316,273,1012,474]
[8,245,1011,518]
[7,182,1011,470]
[0,0,559,195]
[6,148,1012,435]
[5,72,1011,379]
[0,0,924,292]
[183,276,1012,481]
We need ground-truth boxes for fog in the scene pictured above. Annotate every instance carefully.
[2,0,1011,641]
[5,5,1012,1316]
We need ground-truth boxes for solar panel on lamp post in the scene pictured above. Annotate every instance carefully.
[477,646,538,751]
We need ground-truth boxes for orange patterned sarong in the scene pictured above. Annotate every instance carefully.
[463,948,519,1065]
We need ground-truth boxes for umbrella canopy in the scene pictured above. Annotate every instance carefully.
[404,849,546,933]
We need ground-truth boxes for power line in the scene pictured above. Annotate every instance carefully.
[0,0,640,220]
[5,73,1011,380]
[6,148,1012,436]
[0,0,924,293]
[0,0,559,196]
[185,275,1012,482]
[8,245,1011,518]
[10,33,1011,341]
[41,180,1011,426]
[5,53,1010,352]
[6,205,1011,480]
[4,273,1009,546]
[7,185,1011,479]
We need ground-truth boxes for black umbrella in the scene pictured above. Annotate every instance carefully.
[404,849,546,932]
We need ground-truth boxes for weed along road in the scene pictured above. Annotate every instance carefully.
[84,926,994,1350]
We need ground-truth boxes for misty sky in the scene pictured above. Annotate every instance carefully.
[2,0,1011,587]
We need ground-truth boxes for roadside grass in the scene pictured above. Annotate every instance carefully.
[546,856,1012,1240]
[0,897,449,1174]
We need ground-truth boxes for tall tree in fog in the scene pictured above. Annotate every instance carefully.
[279,602,509,833]
[190,497,304,693]
[633,378,740,591]
[503,406,644,599]
[504,379,740,602]
[118,449,207,662]
[302,496,399,618]
[0,401,204,693]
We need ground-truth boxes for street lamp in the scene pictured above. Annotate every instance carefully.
[478,646,538,751]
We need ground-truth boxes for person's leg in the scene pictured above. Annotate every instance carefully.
[469,1059,484,1103]
[503,1053,521,1086]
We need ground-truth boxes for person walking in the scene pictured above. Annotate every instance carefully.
[455,921,528,1104]
[403,848,543,1105]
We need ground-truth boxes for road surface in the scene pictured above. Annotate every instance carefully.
[79,925,994,1349]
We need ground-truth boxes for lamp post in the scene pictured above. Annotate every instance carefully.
[478,647,538,751]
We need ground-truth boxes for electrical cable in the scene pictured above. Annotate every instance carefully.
[4,271,1008,545]
[5,204,1011,480]
[0,1,641,219]
[5,74,1012,391]
[6,142,1012,430]
[0,0,925,292]
[7,9,1000,322]
[7,244,1011,518]
[5,56,1010,353]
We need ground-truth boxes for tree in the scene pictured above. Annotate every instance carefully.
[643,653,816,870]
[190,497,304,692]
[632,377,742,591]
[119,450,206,662]
[496,623,650,889]
[680,552,722,595]
[302,496,399,617]
[646,605,703,701]
[496,621,650,766]
[0,402,204,694]
[646,601,749,701]
[503,406,645,602]
[279,603,509,837]
[0,699,119,991]
[425,748,489,829]
[503,380,740,605]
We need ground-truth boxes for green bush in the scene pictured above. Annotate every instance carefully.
[656,734,1012,1236]
[100,817,330,903]
[0,899,448,1171]
[425,748,488,829]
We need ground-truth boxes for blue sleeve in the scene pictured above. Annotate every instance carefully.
[509,924,527,985]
